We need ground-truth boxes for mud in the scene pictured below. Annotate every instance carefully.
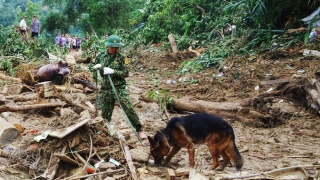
[1,46,320,179]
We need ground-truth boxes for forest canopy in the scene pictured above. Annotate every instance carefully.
[2,0,320,38]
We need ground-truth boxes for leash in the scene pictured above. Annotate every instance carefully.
[107,75,144,145]
[95,71,98,116]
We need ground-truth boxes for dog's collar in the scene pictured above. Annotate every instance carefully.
[150,131,167,151]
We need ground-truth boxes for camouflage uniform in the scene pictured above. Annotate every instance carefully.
[95,52,142,132]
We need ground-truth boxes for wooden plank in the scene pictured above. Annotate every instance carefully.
[49,118,91,138]
[260,78,291,85]
[166,168,176,180]
[123,145,138,180]
[34,81,53,92]
[54,154,78,166]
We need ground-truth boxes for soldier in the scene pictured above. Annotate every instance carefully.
[93,35,147,140]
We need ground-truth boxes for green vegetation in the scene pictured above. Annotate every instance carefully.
[148,90,173,112]
[1,0,320,75]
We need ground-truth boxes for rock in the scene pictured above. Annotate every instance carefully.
[119,129,132,140]
[147,167,161,175]
[34,61,70,84]
[80,110,91,119]
[129,149,149,163]
[178,73,192,82]
[0,117,22,146]
[136,145,150,154]
[190,172,208,180]
[0,94,5,105]
[0,112,23,123]
[99,162,116,171]
[68,167,87,178]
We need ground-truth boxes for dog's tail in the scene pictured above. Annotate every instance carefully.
[226,139,244,170]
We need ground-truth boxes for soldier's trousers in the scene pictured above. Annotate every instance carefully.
[100,88,142,132]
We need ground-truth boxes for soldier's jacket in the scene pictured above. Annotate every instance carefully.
[95,52,129,89]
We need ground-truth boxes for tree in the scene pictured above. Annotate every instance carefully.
[42,0,144,36]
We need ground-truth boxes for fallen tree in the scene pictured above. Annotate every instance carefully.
[140,77,316,127]
[0,103,66,113]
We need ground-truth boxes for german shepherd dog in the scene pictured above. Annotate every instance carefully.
[148,113,243,170]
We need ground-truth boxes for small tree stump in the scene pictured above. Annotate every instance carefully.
[168,34,178,53]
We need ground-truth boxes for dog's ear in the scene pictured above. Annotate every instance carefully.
[147,136,157,149]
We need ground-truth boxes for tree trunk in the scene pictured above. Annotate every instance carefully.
[139,95,255,124]
[0,117,22,146]
[172,99,253,124]
[168,34,178,53]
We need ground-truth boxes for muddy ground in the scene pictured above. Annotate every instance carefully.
[0,45,320,179]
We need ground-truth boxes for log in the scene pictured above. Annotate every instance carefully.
[0,73,21,83]
[0,103,66,113]
[303,49,320,57]
[140,95,253,124]
[168,34,178,53]
[0,117,22,146]
[6,94,38,102]
[172,99,253,124]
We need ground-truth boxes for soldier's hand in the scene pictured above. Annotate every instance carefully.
[103,67,114,75]
[93,64,102,70]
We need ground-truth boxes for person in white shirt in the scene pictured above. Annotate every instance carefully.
[19,16,28,36]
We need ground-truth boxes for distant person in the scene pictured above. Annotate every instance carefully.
[309,28,318,42]
[76,37,81,51]
[19,16,28,36]
[61,34,66,46]
[72,36,78,52]
[66,34,71,52]
[30,15,40,38]
[55,33,61,46]
[104,33,109,39]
